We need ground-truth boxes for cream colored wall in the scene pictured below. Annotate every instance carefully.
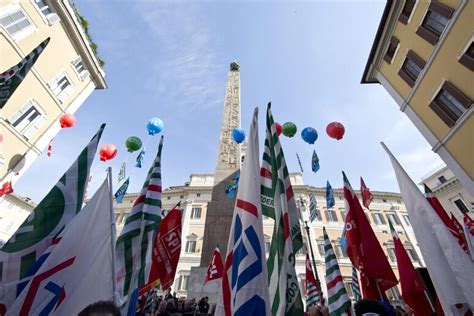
[0,1,96,181]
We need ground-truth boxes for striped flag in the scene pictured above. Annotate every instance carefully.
[309,193,319,222]
[116,136,164,299]
[326,181,335,209]
[305,254,320,310]
[1,38,50,109]
[0,124,105,309]
[351,265,361,301]
[216,108,270,316]
[261,103,304,316]
[323,227,351,316]
[118,162,126,183]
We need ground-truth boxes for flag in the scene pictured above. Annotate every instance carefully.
[116,136,164,299]
[114,177,130,204]
[424,184,470,256]
[309,193,319,222]
[0,124,104,308]
[464,213,474,236]
[382,142,474,313]
[47,139,53,157]
[340,226,347,257]
[342,171,398,300]
[7,178,115,315]
[1,38,50,109]
[225,172,240,198]
[216,107,270,316]
[296,152,304,172]
[360,177,373,209]
[351,265,361,301]
[204,247,224,284]
[326,181,335,209]
[135,150,145,168]
[311,150,320,173]
[323,227,351,316]
[0,181,13,197]
[260,103,303,316]
[118,162,126,183]
[463,214,474,261]
[144,204,182,291]
[305,254,320,310]
[389,221,432,315]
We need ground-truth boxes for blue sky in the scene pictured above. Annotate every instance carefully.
[16,0,443,202]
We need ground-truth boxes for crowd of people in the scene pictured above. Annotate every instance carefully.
[135,290,211,316]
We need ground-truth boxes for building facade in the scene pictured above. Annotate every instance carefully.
[361,0,473,196]
[0,0,106,185]
[421,165,473,220]
[114,174,423,306]
[0,193,35,246]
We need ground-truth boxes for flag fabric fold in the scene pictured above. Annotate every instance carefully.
[1,38,50,109]
[204,247,224,284]
[0,124,105,309]
[351,265,361,301]
[382,142,474,314]
[311,150,320,173]
[326,181,335,209]
[216,107,270,316]
[7,178,115,315]
[260,103,303,316]
[342,171,398,299]
[114,177,130,204]
[116,136,164,299]
[305,254,320,310]
[118,162,126,183]
[323,228,351,316]
[135,150,145,168]
[309,193,319,222]
[360,177,373,209]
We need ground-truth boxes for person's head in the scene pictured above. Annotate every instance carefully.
[78,301,120,316]
[354,300,389,316]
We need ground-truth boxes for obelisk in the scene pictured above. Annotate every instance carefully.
[200,61,241,266]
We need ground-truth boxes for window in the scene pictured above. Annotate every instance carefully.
[185,240,196,253]
[178,275,189,291]
[49,73,74,103]
[317,240,325,257]
[416,1,453,45]
[399,51,425,87]
[72,57,88,80]
[334,242,345,258]
[438,175,447,184]
[387,247,396,262]
[372,212,386,225]
[386,286,401,300]
[35,0,52,16]
[196,193,201,197]
[402,214,411,227]
[387,213,401,226]
[190,207,202,219]
[0,7,34,38]
[8,100,47,139]
[311,209,322,221]
[406,247,419,262]
[382,199,387,203]
[459,41,474,71]
[344,280,354,298]
[453,198,470,214]
[325,209,338,222]
[399,0,416,24]
[384,36,399,64]
[167,196,171,200]
[340,209,347,221]
[430,81,472,127]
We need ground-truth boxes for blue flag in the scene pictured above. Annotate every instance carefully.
[311,150,320,173]
[225,172,240,198]
[114,177,130,204]
[340,225,348,256]
[135,149,145,168]
[326,180,335,209]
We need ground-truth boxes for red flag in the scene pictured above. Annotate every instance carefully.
[389,222,433,315]
[204,247,223,284]
[0,181,13,197]
[464,214,474,237]
[343,172,398,300]
[360,177,373,209]
[141,204,182,293]
[47,139,53,157]
[424,184,470,256]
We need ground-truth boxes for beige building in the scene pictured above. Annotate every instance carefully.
[115,174,423,306]
[421,165,473,220]
[362,0,473,196]
[0,0,106,185]
[0,192,35,246]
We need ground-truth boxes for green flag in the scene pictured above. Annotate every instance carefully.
[262,103,304,316]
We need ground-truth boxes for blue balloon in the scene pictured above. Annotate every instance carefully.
[301,127,318,144]
[232,128,246,144]
[146,117,164,136]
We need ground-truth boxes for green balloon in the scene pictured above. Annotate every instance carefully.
[125,136,142,152]
[282,122,297,137]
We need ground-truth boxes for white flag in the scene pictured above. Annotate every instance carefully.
[7,178,115,315]
[382,143,474,314]
[216,108,271,316]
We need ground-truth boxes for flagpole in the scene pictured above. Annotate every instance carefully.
[423,290,436,313]
[107,167,119,304]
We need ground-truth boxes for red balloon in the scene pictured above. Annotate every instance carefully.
[326,122,345,140]
[59,114,76,128]
[99,144,118,162]
[275,122,282,136]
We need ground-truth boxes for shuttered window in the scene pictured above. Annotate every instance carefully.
[459,42,474,71]
[399,50,425,87]
[0,7,34,38]
[384,36,399,64]
[8,100,47,139]
[398,0,416,24]
[429,81,472,127]
[416,1,453,45]
[49,73,74,103]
